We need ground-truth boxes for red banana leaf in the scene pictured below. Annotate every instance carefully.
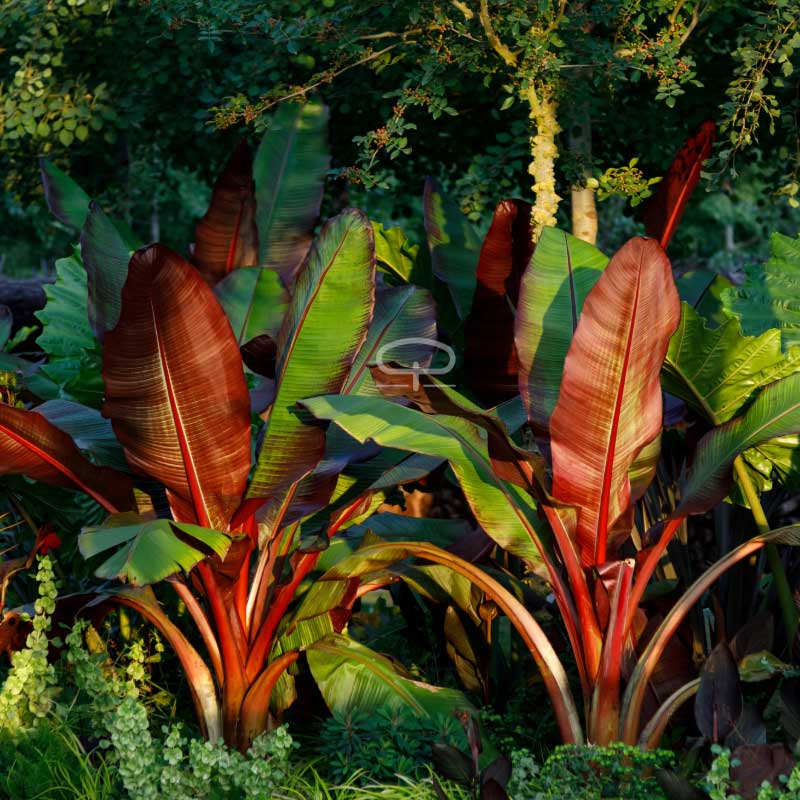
[0,404,133,513]
[194,140,259,285]
[643,121,716,249]
[102,244,252,530]
[464,199,534,405]
[549,238,680,565]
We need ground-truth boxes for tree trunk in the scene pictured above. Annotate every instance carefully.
[569,107,598,245]
[526,84,562,242]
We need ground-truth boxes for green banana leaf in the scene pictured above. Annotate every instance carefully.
[514,226,608,431]
[253,100,330,282]
[246,210,376,501]
[79,517,230,585]
[40,158,91,229]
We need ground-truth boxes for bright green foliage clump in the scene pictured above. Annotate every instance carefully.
[507,743,673,800]
[0,555,58,730]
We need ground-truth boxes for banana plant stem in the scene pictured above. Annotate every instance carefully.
[733,456,798,645]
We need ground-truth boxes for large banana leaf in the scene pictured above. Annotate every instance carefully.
[253,100,330,282]
[35,254,104,407]
[246,210,375,502]
[642,121,715,249]
[722,233,800,350]
[515,227,608,432]
[194,140,259,285]
[213,267,288,346]
[343,284,436,397]
[40,158,90,228]
[80,518,230,585]
[80,202,141,338]
[677,372,800,515]
[301,394,545,568]
[0,403,132,513]
[549,237,680,565]
[464,199,534,404]
[102,244,252,530]
[308,633,476,719]
[423,178,481,321]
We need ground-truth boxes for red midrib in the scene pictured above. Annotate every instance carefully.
[0,419,117,513]
[225,198,245,273]
[594,257,644,564]
[152,304,212,528]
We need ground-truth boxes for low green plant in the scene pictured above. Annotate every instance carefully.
[507,743,673,800]
[703,745,800,800]
[317,707,466,784]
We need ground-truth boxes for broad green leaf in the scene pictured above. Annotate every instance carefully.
[515,226,608,431]
[302,394,546,568]
[307,633,476,718]
[214,266,288,345]
[372,221,421,284]
[679,373,800,514]
[253,100,330,282]
[722,233,800,349]
[35,253,104,408]
[662,302,800,503]
[663,302,800,423]
[423,178,481,320]
[40,158,90,228]
[343,284,436,397]
[80,201,141,337]
[79,518,230,586]
[247,210,376,501]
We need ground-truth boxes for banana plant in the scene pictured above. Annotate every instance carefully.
[304,233,800,746]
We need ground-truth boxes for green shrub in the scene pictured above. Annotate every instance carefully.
[316,707,467,784]
[703,745,800,800]
[507,742,673,800]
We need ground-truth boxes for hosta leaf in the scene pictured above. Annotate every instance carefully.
[302,394,546,568]
[253,100,330,282]
[213,266,288,346]
[515,227,608,432]
[40,158,90,229]
[423,178,481,321]
[80,518,229,586]
[194,140,258,285]
[343,284,436,397]
[642,121,715,249]
[549,237,680,564]
[80,201,141,338]
[0,404,132,512]
[102,244,252,530]
[307,632,476,718]
[678,372,800,514]
[246,210,375,502]
[464,199,534,404]
[722,234,800,350]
